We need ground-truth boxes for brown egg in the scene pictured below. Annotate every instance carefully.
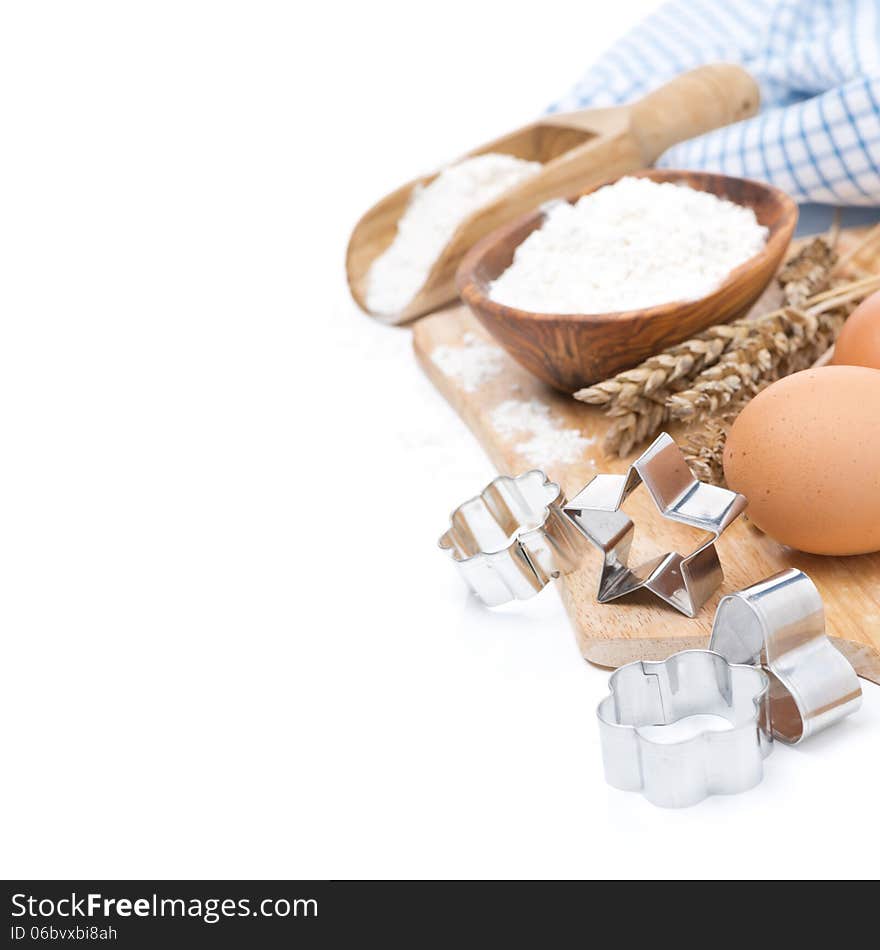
[723,366,880,555]
[833,289,880,369]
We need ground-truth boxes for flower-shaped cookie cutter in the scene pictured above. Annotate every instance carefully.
[709,568,862,744]
[562,432,747,617]
[598,649,772,808]
[438,470,585,607]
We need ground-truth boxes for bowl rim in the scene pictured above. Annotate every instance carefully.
[455,168,799,325]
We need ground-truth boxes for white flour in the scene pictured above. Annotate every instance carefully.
[491,398,593,466]
[430,332,504,392]
[489,177,768,314]
[491,398,554,436]
[366,153,542,316]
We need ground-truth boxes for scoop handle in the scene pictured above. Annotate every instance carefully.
[630,64,760,162]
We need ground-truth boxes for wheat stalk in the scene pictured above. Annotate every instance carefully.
[683,416,734,485]
[678,306,849,485]
[673,226,880,482]
[575,318,751,410]
[582,224,880,457]
[835,220,880,273]
[666,309,826,422]
[670,272,871,424]
[589,230,873,456]
[806,274,880,311]
[778,235,837,306]
[575,233,839,416]
[601,294,859,457]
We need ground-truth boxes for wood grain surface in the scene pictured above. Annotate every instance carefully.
[413,229,880,683]
[457,169,798,392]
[347,65,759,323]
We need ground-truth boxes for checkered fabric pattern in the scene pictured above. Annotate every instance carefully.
[550,0,880,206]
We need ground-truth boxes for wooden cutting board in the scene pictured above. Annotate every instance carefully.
[414,229,880,684]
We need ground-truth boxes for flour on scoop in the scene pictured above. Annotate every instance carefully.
[366,153,541,317]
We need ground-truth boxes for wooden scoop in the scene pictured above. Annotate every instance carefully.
[346,64,759,325]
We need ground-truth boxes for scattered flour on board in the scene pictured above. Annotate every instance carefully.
[489,176,768,314]
[366,153,542,316]
[491,398,553,436]
[491,398,593,466]
[430,332,504,392]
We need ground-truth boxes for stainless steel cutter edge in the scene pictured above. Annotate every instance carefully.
[438,469,584,607]
[597,649,772,808]
[563,432,748,617]
[439,432,747,613]
[709,568,862,743]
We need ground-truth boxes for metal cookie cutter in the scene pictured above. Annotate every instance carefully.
[439,433,745,612]
[709,569,862,743]
[597,650,772,808]
[563,433,747,617]
[438,470,584,607]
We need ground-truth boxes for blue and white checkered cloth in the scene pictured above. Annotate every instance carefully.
[550,0,880,206]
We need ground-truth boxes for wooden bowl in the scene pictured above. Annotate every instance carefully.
[456,169,798,392]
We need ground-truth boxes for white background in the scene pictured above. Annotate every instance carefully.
[2,0,878,880]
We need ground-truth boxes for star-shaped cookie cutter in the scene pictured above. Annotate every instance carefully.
[562,432,747,617]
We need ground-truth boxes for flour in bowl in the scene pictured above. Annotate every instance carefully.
[488,177,768,314]
[366,153,542,317]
